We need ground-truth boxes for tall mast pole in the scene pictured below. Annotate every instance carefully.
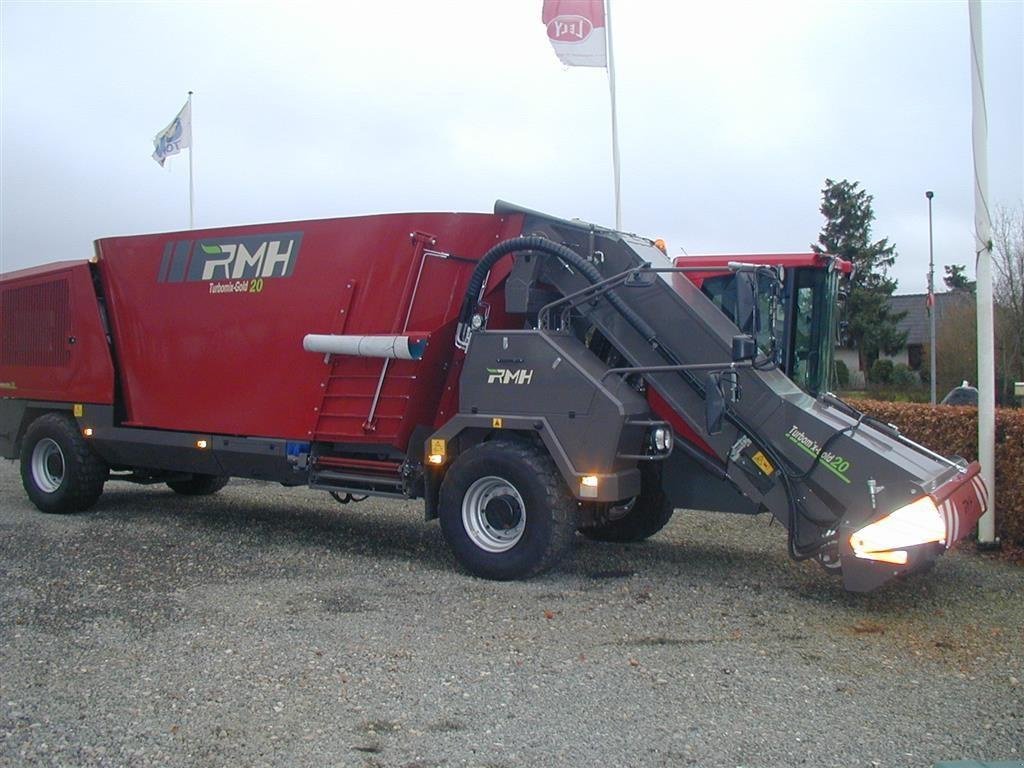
[188,90,195,229]
[969,0,995,545]
[927,190,936,406]
[605,0,621,230]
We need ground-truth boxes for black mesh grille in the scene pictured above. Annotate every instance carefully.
[0,280,71,367]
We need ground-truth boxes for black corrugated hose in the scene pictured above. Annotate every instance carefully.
[458,236,657,344]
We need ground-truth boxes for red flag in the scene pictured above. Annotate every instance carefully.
[926,291,935,313]
[542,0,607,68]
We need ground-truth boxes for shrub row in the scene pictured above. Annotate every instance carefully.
[852,399,1024,546]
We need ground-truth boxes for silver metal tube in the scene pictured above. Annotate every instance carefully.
[302,334,426,361]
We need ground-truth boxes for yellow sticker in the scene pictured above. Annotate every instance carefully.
[752,451,774,476]
[73,404,84,418]
[492,417,503,428]
[430,439,446,455]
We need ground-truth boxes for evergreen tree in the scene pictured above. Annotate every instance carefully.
[943,264,976,292]
[811,179,906,371]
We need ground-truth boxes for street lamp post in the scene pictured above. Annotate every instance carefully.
[926,190,936,405]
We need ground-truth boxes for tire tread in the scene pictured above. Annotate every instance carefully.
[439,439,577,579]
[496,440,576,578]
[20,413,107,513]
[166,474,230,496]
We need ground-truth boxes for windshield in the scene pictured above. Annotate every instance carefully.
[697,272,782,356]
[787,267,838,396]
[699,265,839,396]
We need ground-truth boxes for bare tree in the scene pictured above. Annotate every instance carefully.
[991,203,1024,403]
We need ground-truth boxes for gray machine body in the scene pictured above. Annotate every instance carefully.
[449,203,968,591]
[434,330,657,503]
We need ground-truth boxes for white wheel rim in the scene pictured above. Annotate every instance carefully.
[31,438,65,493]
[462,476,526,553]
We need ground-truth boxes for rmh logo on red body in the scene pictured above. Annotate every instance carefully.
[157,231,304,284]
[547,15,593,43]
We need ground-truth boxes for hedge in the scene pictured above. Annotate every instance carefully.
[851,399,1024,546]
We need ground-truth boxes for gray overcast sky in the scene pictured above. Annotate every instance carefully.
[1,0,1021,294]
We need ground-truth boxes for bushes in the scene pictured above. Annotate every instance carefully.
[891,363,918,387]
[869,358,894,384]
[867,359,916,387]
[852,399,1024,546]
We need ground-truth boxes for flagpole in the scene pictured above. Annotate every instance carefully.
[188,90,195,229]
[926,190,936,406]
[969,0,996,545]
[605,0,622,230]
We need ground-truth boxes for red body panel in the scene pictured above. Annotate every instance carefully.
[674,252,852,288]
[0,261,114,404]
[95,212,523,447]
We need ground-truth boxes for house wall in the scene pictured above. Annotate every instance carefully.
[835,347,865,388]
[835,347,912,387]
[880,349,911,368]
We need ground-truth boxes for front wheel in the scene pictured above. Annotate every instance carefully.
[20,412,108,513]
[439,440,577,580]
[580,463,673,543]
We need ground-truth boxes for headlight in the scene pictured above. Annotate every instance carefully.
[651,427,673,453]
[849,496,946,565]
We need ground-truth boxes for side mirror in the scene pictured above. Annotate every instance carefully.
[706,373,726,435]
[734,272,757,333]
[732,334,757,362]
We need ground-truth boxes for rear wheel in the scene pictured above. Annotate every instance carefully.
[439,440,576,580]
[581,463,673,542]
[166,474,230,496]
[20,412,108,513]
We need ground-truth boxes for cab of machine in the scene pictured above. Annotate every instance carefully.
[674,253,852,397]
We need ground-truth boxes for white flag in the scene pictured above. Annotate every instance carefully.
[152,100,191,167]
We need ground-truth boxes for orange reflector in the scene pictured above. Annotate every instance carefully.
[428,438,446,465]
[580,475,599,499]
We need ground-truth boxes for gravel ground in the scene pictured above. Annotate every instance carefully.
[0,460,1021,768]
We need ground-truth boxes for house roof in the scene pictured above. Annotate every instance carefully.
[888,291,973,346]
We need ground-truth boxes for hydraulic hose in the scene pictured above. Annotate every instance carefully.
[458,236,658,344]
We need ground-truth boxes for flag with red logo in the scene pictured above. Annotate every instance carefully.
[542,0,607,68]
[926,291,935,314]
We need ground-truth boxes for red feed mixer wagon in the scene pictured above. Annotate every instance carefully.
[0,201,987,591]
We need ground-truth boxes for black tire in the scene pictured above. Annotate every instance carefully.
[439,440,577,580]
[581,463,673,543]
[166,474,230,496]
[19,412,108,514]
